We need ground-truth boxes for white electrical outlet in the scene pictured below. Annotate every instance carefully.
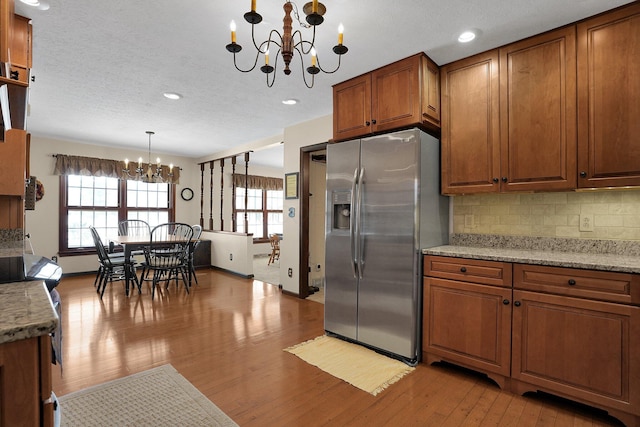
[579,214,594,232]
[464,214,475,228]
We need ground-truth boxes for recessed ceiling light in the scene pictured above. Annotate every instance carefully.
[282,99,298,105]
[19,0,49,9]
[458,31,476,43]
[163,92,182,100]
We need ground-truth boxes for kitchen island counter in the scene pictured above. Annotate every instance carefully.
[0,280,58,344]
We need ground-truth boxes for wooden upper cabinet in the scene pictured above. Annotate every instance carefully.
[0,0,15,65]
[441,51,500,195]
[9,14,32,83]
[333,53,440,142]
[333,73,372,141]
[0,129,27,196]
[577,2,640,188]
[499,26,577,192]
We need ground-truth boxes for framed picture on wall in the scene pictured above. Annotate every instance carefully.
[285,172,299,200]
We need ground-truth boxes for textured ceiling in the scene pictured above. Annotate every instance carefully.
[15,0,634,168]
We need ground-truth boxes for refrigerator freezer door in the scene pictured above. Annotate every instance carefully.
[358,130,420,359]
[325,139,361,340]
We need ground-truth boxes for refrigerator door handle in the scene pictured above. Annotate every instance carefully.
[356,167,365,279]
[350,168,359,279]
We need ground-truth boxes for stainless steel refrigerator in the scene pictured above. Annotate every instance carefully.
[324,128,449,364]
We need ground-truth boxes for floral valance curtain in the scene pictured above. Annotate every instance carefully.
[54,154,180,184]
[232,173,283,191]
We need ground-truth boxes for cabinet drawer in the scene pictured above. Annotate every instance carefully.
[424,255,512,287]
[514,264,640,305]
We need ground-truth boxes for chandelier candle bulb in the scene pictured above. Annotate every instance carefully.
[138,158,143,168]
[124,158,129,169]
[338,23,344,45]
[230,21,237,43]
[251,0,256,12]
[265,49,269,65]
[169,164,173,173]
[311,48,317,66]
[156,158,161,167]
[312,0,318,13]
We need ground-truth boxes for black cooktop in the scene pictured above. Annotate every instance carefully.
[0,254,62,290]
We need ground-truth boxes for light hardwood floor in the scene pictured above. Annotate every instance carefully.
[52,270,624,426]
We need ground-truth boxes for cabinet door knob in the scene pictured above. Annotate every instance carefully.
[568,279,576,286]
[371,119,377,124]
[493,178,499,183]
[460,267,467,273]
[365,121,370,126]
[501,177,508,183]
[580,171,587,178]
[514,301,521,307]
[10,70,19,80]
[503,299,510,305]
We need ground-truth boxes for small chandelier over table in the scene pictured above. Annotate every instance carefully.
[122,131,174,183]
[226,0,348,88]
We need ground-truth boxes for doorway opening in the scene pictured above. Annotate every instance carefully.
[299,142,327,299]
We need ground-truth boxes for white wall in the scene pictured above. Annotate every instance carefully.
[280,114,333,294]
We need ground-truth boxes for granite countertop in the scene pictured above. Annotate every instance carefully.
[422,234,640,274]
[0,281,58,345]
[423,245,640,274]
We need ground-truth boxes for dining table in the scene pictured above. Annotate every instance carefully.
[110,235,199,295]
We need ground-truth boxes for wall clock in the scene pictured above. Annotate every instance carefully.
[180,187,194,201]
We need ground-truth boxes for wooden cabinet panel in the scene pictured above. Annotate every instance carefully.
[423,277,512,387]
[0,337,40,426]
[372,54,422,133]
[333,73,371,141]
[421,57,440,129]
[514,263,640,305]
[9,15,31,84]
[441,51,500,194]
[0,0,15,65]
[577,2,640,188]
[424,255,511,287]
[511,290,640,423]
[0,128,26,195]
[499,27,577,192]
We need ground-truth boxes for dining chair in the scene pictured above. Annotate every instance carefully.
[189,224,203,285]
[89,226,140,298]
[118,219,151,277]
[143,222,193,299]
[268,234,280,265]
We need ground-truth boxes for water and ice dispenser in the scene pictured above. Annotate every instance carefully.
[331,190,351,230]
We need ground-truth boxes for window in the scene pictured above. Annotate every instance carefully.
[234,187,283,241]
[60,175,174,255]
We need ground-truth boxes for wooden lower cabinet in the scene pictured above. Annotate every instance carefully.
[423,255,640,426]
[511,290,640,426]
[0,335,52,427]
[423,276,512,388]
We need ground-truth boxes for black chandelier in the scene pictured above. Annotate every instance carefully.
[226,0,348,88]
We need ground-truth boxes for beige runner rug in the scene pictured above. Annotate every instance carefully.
[284,335,415,396]
[58,364,238,426]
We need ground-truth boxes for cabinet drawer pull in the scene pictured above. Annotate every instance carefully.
[371,119,377,124]
[503,299,510,305]
[460,267,467,273]
[580,171,587,178]
[501,177,508,183]
[365,121,370,126]
[514,301,521,307]
[493,178,499,183]
[568,279,576,286]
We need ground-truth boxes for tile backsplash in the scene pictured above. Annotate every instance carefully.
[452,190,640,241]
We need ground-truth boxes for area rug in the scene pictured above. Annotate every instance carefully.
[58,364,238,427]
[284,335,415,396]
